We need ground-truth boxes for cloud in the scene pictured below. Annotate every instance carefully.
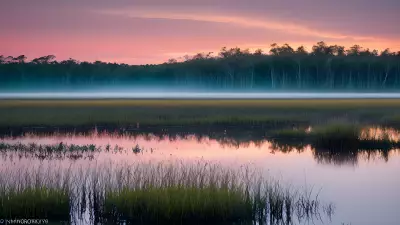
[95,8,382,42]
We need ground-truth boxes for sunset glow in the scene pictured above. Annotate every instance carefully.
[1,0,399,64]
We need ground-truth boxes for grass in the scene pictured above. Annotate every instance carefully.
[100,162,255,224]
[271,129,308,140]
[0,188,70,219]
[0,167,71,221]
[90,161,333,225]
[271,124,400,151]
[104,186,253,224]
[310,124,361,150]
[0,142,101,160]
[1,99,400,128]
[0,161,333,224]
[0,142,99,153]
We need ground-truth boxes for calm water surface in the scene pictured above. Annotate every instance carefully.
[1,128,399,225]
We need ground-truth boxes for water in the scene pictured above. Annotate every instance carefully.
[1,128,399,225]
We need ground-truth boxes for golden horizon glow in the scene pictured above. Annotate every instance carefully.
[0,5,399,64]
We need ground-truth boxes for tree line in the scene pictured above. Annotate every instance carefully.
[1,41,400,90]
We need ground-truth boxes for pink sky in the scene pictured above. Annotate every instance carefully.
[1,0,399,64]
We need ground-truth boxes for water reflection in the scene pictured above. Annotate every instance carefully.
[1,127,400,225]
[0,127,399,167]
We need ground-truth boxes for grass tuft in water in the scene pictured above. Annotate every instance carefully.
[310,124,360,150]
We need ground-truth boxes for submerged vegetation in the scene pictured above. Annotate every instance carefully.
[0,161,333,224]
[1,42,400,90]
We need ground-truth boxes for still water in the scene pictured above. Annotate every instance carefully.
[1,128,399,225]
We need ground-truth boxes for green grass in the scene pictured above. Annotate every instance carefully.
[93,161,330,224]
[1,99,400,128]
[0,161,332,224]
[271,124,400,151]
[0,187,70,220]
[0,167,71,221]
[310,124,361,150]
[104,186,253,224]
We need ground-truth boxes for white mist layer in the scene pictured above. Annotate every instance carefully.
[1,92,400,99]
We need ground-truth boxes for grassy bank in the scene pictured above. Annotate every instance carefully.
[1,99,400,127]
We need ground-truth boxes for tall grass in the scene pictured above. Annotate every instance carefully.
[0,166,71,220]
[87,161,332,224]
[0,161,333,224]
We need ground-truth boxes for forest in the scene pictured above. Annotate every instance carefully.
[1,41,400,91]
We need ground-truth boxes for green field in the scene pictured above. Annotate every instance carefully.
[1,99,400,127]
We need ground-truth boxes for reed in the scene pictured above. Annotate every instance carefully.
[0,161,332,224]
[0,166,71,220]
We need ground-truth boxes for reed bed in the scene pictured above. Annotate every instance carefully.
[0,161,333,224]
[89,161,332,225]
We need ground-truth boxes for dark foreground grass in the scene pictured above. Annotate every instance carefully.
[0,161,333,224]
[91,161,332,225]
[0,168,71,221]
[0,188,70,220]
[1,99,400,128]
[104,186,253,224]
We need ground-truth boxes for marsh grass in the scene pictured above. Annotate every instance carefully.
[0,142,99,153]
[99,162,255,224]
[0,166,72,220]
[0,161,332,224]
[0,142,101,160]
[104,186,253,224]
[272,124,400,151]
[271,129,308,140]
[3,99,400,128]
[84,161,332,225]
[0,188,70,219]
[310,124,361,150]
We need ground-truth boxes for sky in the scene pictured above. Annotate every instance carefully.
[1,0,399,64]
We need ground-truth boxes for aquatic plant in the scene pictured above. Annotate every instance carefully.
[88,161,332,224]
[310,124,361,150]
[0,161,333,224]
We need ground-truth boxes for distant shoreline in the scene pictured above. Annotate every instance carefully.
[2,92,400,99]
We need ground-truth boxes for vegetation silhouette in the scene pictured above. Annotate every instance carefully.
[1,42,400,90]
